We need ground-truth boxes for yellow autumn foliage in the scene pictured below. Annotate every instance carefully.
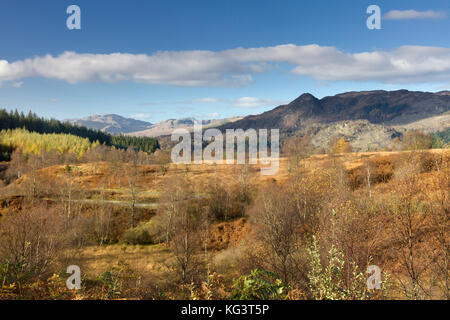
[0,128,99,158]
[329,137,353,154]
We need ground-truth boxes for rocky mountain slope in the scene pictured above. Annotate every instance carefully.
[219,90,450,151]
[128,116,243,137]
[66,114,152,134]
[67,90,450,151]
[67,114,243,137]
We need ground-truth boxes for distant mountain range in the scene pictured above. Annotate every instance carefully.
[221,90,450,129]
[129,117,244,137]
[66,114,153,135]
[219,89,450,151]
[66,90,450,151]
[66,114,243,137]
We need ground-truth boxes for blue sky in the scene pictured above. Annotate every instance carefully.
[0,0,449,123]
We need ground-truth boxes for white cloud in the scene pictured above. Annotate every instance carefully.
[1,44,450,86]
[191,97,220,103]
[11,81,23,88]
[189,96,286,108]
[384,9,446,20]
[195,112,220,119]
[139,97,219,106]
[230,97,287,108]
[137,96,286,109]
[130,113,154,120]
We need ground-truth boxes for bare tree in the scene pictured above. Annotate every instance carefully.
[19,153,45,204]
[426,156,449,299]
[235,163,252,217]
[108,147,125,188]
[152,149,171,176]
[171,203,206,282]
[5,149,27,181]
[158,176,191,244]
[386,173,430,299]
[58,165,77,227]
[124,148,143,229]
[94,179,114,245]
[362,160,375,199]
[251,186,306,285]
[0,205,64,285]
[283,135,313,174]
[83,144,109,175]
[157,176,206,282]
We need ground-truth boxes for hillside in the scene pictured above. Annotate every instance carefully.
[65,90,450,151]
[67,113,244,137]
[220,90,450,150]
[0,128,97,158]
[393,113,450,133]
[1,149,448,300]
[66,114,153,134]
[129,116,243,137]
[0,109,160,157]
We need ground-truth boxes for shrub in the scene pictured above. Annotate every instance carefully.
[402,131,433,150]
[207,184,245,221]
[307,236,370,300]
[119,224,154,245]
[95,261,142,299]
[232,269,289,300]
[329,137,353,154]
[0,205,65,285]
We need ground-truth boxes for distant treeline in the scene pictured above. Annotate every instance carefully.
[0,109,159,153]
[111,134,159,155]
[432,128,450,144]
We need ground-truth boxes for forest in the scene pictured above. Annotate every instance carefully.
[0,109,159,160]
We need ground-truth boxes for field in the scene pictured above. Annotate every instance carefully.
[0,147,449,300]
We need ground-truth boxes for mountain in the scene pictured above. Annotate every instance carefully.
[129,116,243,137]
[220,90,450,151]
[66,90,450,151]
[66,114,153,135]
[222,90,450,130]
[66,114,243,137]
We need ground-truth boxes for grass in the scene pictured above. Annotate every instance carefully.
[75,244,173,281]
[2,148,449,299]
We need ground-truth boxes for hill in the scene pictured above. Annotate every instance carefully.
[0,109,160,157]
[67,114,244,137]
[66,114,153,134]
[1,148,448,300]
[0,128,97,158]
[220,90,450,150]
[129,116,243,137]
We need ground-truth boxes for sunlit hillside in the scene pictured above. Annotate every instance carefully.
[0,141,448,299]
[0,128,99,158]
